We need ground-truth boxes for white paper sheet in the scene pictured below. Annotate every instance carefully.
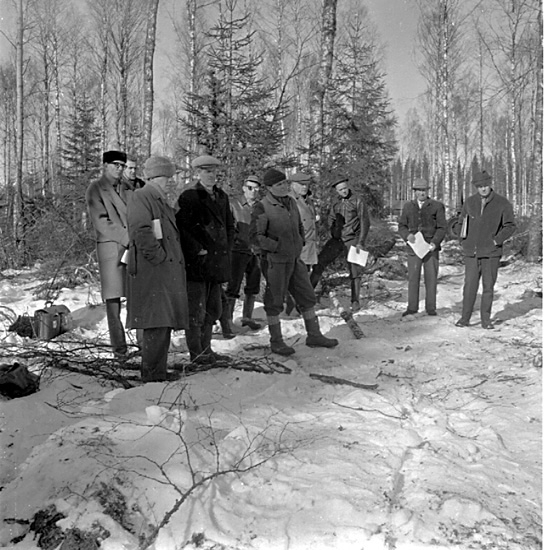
[152,218,163,239]
[347,246,369,267]
[408,231,433,259]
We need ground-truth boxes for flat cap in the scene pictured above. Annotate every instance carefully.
[263,168,287,187]
[412,178,429,190]
[143,156,176,179]
[290,172,312,184]
[245,175,262,185]
[472,170,492,187]
[192,155,221,169]
[103,150,127,164]
[330,175,349,188]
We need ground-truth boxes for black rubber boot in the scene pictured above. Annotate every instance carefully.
[241,295,262,330]
[303,313,339,348]
[220,297,236,339]
[267,319,295,356]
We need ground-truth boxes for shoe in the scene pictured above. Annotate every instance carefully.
[455,319,469,327]
[482,322,494,329]
[241,318,262,331]
[426,310,437,316]
[222,330,236,340]
[350,301,360,312]
[402,310,417,317]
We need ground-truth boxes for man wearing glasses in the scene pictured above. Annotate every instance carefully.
[86,150,133,359]
[220,175,263,336]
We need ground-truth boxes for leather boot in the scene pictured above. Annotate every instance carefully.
[350,278,361,311]
[303,310,339,348]
[106,298,127,357]
[241,295,262,330]
[220,297,236,339]
[267,317,295,356]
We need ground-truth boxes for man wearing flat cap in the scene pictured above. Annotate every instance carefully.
[126,156,189,382]
[310,175,370,311]
[453,170,516,329]
[176,154,235,365]
[86,150,135,358]
[398,178,447,317]
[250,168,338,356]
[221,174,263,336]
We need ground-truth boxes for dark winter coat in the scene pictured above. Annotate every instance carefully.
[125,184,189,330]
[176,183,235,282]
[328,190,370,246]
[455,190,516,258]
[250,192,304,263]
[398,198,447,254]
[86,174,136,300]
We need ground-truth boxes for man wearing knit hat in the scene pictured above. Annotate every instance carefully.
[310,174,370,312]
[250,168,338,355]
[220,174,263,337]
[398,177,447,317]
[454,170,516,329]
[126,156,189,381]
[86,150,134,359]
[176,154,235,364]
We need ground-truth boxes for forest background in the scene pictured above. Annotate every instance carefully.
[0,0,541,276]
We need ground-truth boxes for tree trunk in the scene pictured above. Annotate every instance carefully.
[15,0,25,262]
[142,0,159,158]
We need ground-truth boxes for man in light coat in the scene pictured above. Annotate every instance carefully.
[86,150,135,358]
[126,156,189,382]
[398,178,447,317]
[454,170,516,329]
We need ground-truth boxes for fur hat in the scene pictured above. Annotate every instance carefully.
[412,178,429,190]
[263,168,287,187]
[192,155,221,169]
[143,156,176,179]
[472,170,492,187]
[102,150,127,164]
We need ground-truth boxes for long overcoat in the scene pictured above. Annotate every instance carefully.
[125,184,189,330]
[291,192,318,265]
[86,175,134,300]
[176,183,235,283]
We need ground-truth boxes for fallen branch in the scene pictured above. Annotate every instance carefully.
[328,290,365,338]
[309,372,378,390]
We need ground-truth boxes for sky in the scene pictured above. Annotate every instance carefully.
[0,0,425,124]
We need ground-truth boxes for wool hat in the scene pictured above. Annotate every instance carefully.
[245,175,262,185]
[143,156,176,179]
[290,172,312,184]
[263,168,287,187]
[472,170,492,187]
[192,155,221,169]
[412,178,429,190]
[103,150,127,164]
[330,175,349,188]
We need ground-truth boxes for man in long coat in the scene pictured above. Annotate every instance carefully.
[86,150,135,358]
[250,168,338,356]
[126,156,189,382]
[454,170,516,329]
[176,155,235,365]
[398,178,447,317]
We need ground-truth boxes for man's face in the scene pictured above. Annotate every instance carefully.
[105,160,125,182]
[291,181,309,197]
[334,182,350,198]
[124,160,137,181]
[477,185,491,198]
[196,166,217,191]
[269,180,290,197]
[243,180,260,202]
[414,189,427,201]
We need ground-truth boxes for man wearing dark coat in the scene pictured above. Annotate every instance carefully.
[454,170,516,329]
[398,178,447,317]
[126,156,189,382]
[176,155,235,365]
[86,150,134,358]
[122,153,146,190]
[250,168,338,356]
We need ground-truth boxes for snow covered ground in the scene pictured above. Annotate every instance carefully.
[0,241,541,550]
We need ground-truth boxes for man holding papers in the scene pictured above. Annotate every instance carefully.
[398,178,447,317]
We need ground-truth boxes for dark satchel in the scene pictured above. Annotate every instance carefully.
[0,363,40,398]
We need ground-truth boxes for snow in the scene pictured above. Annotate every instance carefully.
[0,243,541,550]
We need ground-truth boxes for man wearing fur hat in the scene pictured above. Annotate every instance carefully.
[86,150,134,358]
[250,168,338,356]
[398,178,447,317]
[126,156,189,382]
[176,155,235,364]
[454,170,516,329]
